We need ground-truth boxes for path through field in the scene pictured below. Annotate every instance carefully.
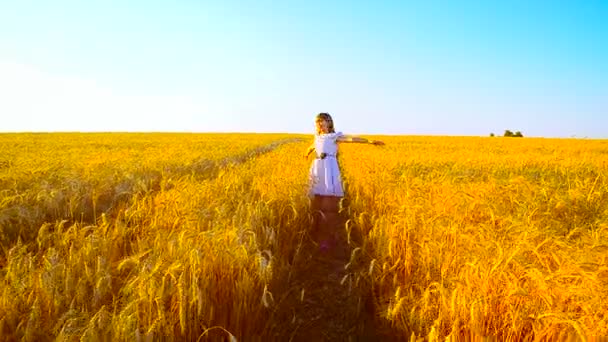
[269,198,396,341]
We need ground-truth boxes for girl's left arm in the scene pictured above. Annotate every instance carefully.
[337,135,385,145]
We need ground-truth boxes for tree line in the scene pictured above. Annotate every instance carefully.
[490,130,524,137]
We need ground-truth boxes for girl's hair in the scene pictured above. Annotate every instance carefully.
[315,112,335,134]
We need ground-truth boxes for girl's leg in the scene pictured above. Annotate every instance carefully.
[311,195,344,250]
[318,196,343,249]
[310,195,323,240]
[327,196,341,213]
[311,195,331,245]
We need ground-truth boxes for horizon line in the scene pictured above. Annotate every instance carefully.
[0,131,605,140]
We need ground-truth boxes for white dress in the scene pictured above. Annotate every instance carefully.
[309,131,344,197]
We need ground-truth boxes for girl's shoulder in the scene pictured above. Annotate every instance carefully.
[316,131,343,139]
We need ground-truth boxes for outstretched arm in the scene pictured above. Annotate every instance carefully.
[303,142,315,158]
[337,135,385,145]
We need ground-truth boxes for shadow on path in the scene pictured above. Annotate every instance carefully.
[268,196,399,341]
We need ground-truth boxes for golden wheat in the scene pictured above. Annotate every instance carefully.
[339,136,608,340]
[0,133,606,340]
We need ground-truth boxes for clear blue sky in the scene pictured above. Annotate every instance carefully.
[1,1,606,137]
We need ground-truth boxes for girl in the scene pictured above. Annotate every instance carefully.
[303,112,384,249]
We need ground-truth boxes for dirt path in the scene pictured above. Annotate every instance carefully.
[269,198,394,341]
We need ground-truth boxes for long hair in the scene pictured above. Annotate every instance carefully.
[315,112,335,134]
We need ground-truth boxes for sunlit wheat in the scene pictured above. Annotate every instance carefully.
[0,133,606,340]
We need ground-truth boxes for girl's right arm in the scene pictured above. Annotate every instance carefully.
[303,142,315,158]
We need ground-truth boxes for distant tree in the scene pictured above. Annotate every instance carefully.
[503,130,524,137]
[490,133,495,137]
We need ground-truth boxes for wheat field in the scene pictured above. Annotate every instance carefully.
[0,133,606,341]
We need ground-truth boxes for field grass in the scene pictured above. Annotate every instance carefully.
[339,136,608,340]
[0,133,606,341]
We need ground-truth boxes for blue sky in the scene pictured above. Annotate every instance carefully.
[0,1,606,137]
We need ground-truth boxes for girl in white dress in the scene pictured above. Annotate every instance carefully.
[303,113,384,249]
